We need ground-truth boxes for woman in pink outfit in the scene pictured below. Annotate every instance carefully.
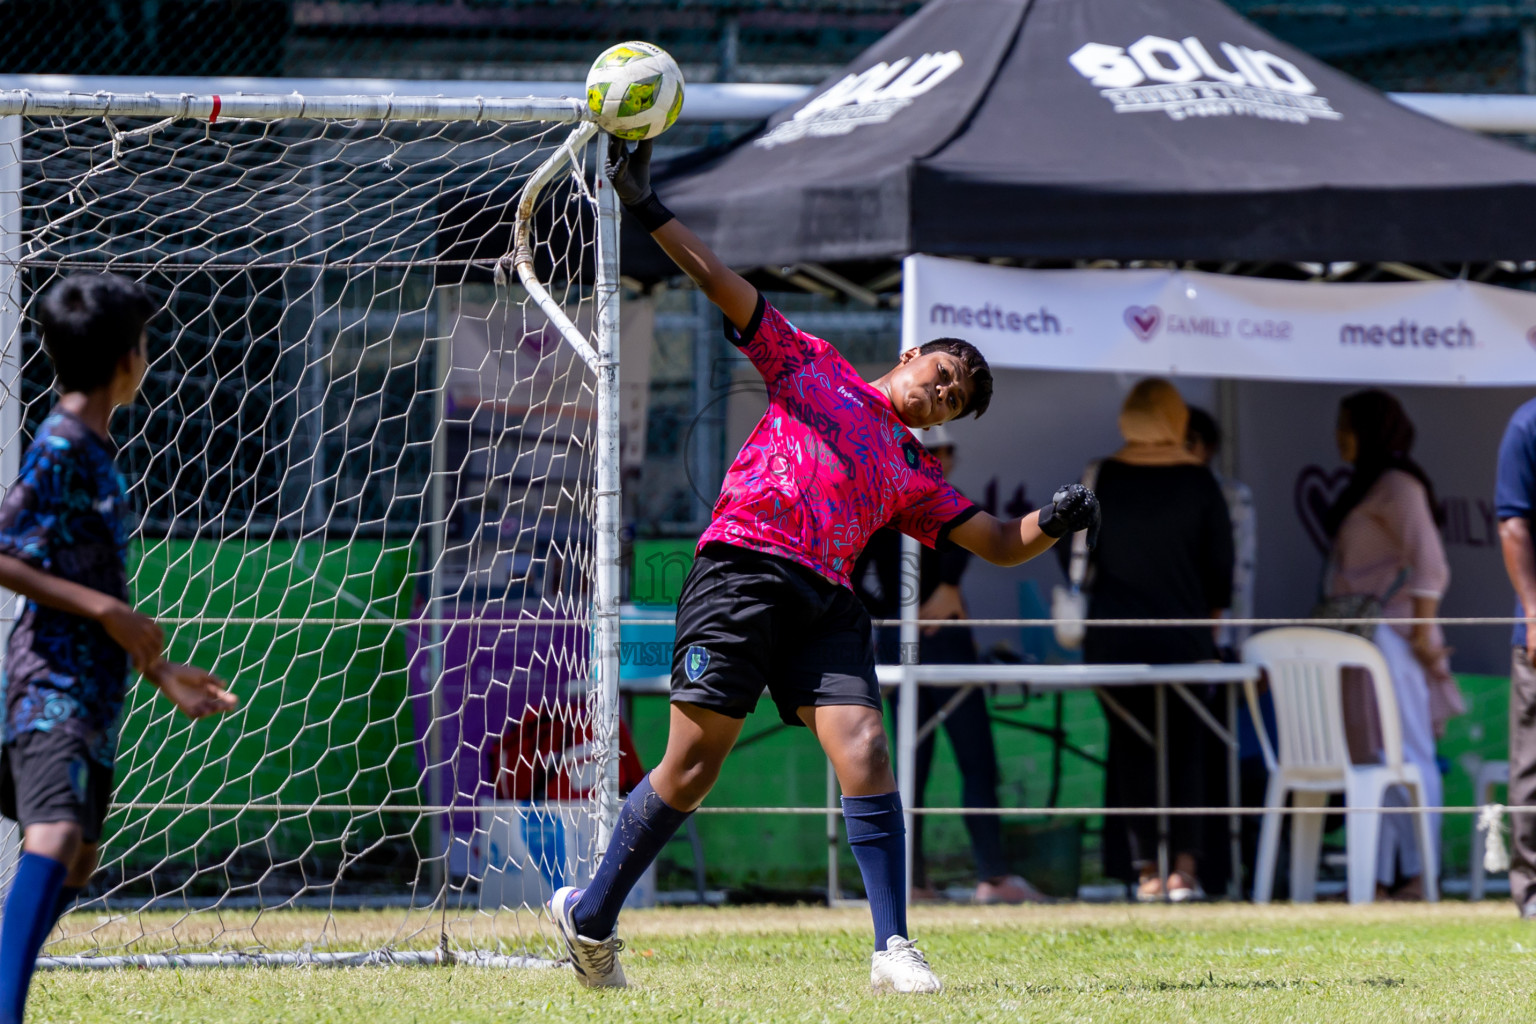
[1324,389,1462,901]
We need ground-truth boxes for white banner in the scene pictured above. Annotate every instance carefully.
[902,254,1536,385]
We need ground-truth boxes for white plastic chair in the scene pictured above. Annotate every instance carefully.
[1243,628,1439,904]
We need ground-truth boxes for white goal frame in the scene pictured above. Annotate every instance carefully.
[0,81,622,968]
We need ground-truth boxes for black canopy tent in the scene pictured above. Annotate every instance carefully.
[607,0,1536,901]
[628,0,1536,288]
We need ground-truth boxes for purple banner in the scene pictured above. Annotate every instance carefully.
[405,608,588,876]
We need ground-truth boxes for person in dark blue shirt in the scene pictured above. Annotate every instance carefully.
[0,273,236,1024]
[1497,397,1536,921]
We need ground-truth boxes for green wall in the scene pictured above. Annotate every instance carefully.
[630,688,1109,894]
[106,540,420,893]
[633,673,1512,893]
[100,537,1513,894]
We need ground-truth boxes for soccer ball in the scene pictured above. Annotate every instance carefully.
[585,42,685,141]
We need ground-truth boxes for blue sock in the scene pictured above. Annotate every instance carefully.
[572,774,690,939]
[843,791,908,951]
[0,853,66,1024]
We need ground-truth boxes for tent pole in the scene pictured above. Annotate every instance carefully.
[1216,379,1239,482]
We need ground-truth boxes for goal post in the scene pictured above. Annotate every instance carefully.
[0,85,622,967]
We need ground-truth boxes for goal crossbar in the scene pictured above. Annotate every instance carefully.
[0,89,589,123]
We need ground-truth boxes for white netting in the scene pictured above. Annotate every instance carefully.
[0,93,617,965]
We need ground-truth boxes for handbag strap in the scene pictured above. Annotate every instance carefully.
[1379,567,1410,605]
[1319,551,1410,607]
[1068,460,1101,589]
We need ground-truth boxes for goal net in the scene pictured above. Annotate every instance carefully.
[0,88,622,967]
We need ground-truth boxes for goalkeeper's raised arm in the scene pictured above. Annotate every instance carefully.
[602,134,1100,571]
[605,137,760,332]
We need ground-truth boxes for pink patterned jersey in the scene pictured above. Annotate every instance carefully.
[698,296,978,590]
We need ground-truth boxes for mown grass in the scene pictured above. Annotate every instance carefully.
[31,901,1536,1022]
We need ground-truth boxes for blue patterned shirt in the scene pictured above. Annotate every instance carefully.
[0,411,130,765]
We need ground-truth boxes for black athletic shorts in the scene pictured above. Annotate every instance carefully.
[0,729,114,843]
[670,542,880,726]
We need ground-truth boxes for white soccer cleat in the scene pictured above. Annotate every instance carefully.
[549,885,627,988]
[871,935,943,994]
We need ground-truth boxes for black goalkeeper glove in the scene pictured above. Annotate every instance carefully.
[605,136,674,232]
[1037,484,1101,549]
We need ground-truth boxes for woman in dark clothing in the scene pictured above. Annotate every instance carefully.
[1082,378,1234,901]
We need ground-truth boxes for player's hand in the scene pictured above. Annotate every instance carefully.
[605,136,654,207]
[99,600,164,673]
[148,660,238,720]
[1037,484,1102,549]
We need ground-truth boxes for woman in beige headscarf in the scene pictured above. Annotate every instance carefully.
[1080,379,1234,902]
[1114,378,1206,468]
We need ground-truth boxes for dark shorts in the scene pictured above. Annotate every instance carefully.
[671,542,880,726]
[0,729,114,843]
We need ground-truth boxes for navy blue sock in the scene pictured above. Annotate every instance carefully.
[843,791,908,951]
[0,853,66,1024]
[572,774,690,939]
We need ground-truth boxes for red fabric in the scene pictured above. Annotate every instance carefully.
[492,704,643,801]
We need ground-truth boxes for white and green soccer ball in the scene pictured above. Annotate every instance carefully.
[586,41,685,141]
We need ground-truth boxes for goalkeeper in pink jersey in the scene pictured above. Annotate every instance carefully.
[550,139,1100,994]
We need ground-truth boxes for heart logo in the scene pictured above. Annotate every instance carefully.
[1293,464,1353,554]
[1124,305,1162,342]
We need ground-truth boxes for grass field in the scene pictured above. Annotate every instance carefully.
[27,901,1536,1023]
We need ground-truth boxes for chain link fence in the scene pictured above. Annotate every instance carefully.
[1236,3,1535,95]
[4,2,1525,93]
[0,1,913,83]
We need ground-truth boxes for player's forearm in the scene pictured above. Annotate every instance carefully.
[650,219,758,331]
[0,553,119,622]
[1501,518,1536,621]
[1000,511,1058,566]
[951,510,1056,567]
[606,136,757,329]
[141,658,175,686]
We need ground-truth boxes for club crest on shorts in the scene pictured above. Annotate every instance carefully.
[683,645,710,682]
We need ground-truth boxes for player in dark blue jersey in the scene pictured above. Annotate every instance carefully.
[0,273,237,1024]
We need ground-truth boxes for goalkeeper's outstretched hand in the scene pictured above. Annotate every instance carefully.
[610,136,756,328]
[1037,484,1101,549]
[605,136,654,207]
[605,136,675,232]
